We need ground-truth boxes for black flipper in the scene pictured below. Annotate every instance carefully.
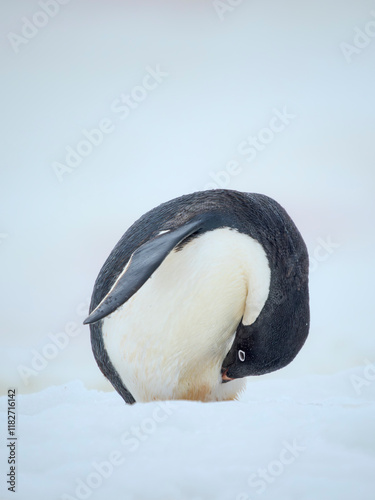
[84,217,204,325]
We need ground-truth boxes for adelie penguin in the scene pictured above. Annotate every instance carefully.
[84,189,309,404]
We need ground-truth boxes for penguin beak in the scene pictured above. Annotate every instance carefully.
[221,367,234,383]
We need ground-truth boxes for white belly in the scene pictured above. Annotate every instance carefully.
[102,228,270,402]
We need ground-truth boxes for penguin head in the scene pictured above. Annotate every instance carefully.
[222,243,310,381]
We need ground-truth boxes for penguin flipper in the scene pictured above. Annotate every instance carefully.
[84,217,203,325]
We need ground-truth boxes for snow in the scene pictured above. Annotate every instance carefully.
[1,368,375,500]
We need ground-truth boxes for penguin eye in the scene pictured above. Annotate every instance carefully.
[238,350,246,362]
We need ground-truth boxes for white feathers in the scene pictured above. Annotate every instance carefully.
[102,227,270,402]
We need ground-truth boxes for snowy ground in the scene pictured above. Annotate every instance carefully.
[1,367,375,500]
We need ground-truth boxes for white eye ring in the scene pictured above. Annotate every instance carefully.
[238,350,246,362]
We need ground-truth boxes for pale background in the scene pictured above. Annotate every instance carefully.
[1,0,374,395]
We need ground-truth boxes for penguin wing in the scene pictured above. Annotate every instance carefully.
[84,217,204,324]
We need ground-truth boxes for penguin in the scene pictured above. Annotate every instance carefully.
[84,189,309,404]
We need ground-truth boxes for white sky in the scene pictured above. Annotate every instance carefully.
[0,0,374,394]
